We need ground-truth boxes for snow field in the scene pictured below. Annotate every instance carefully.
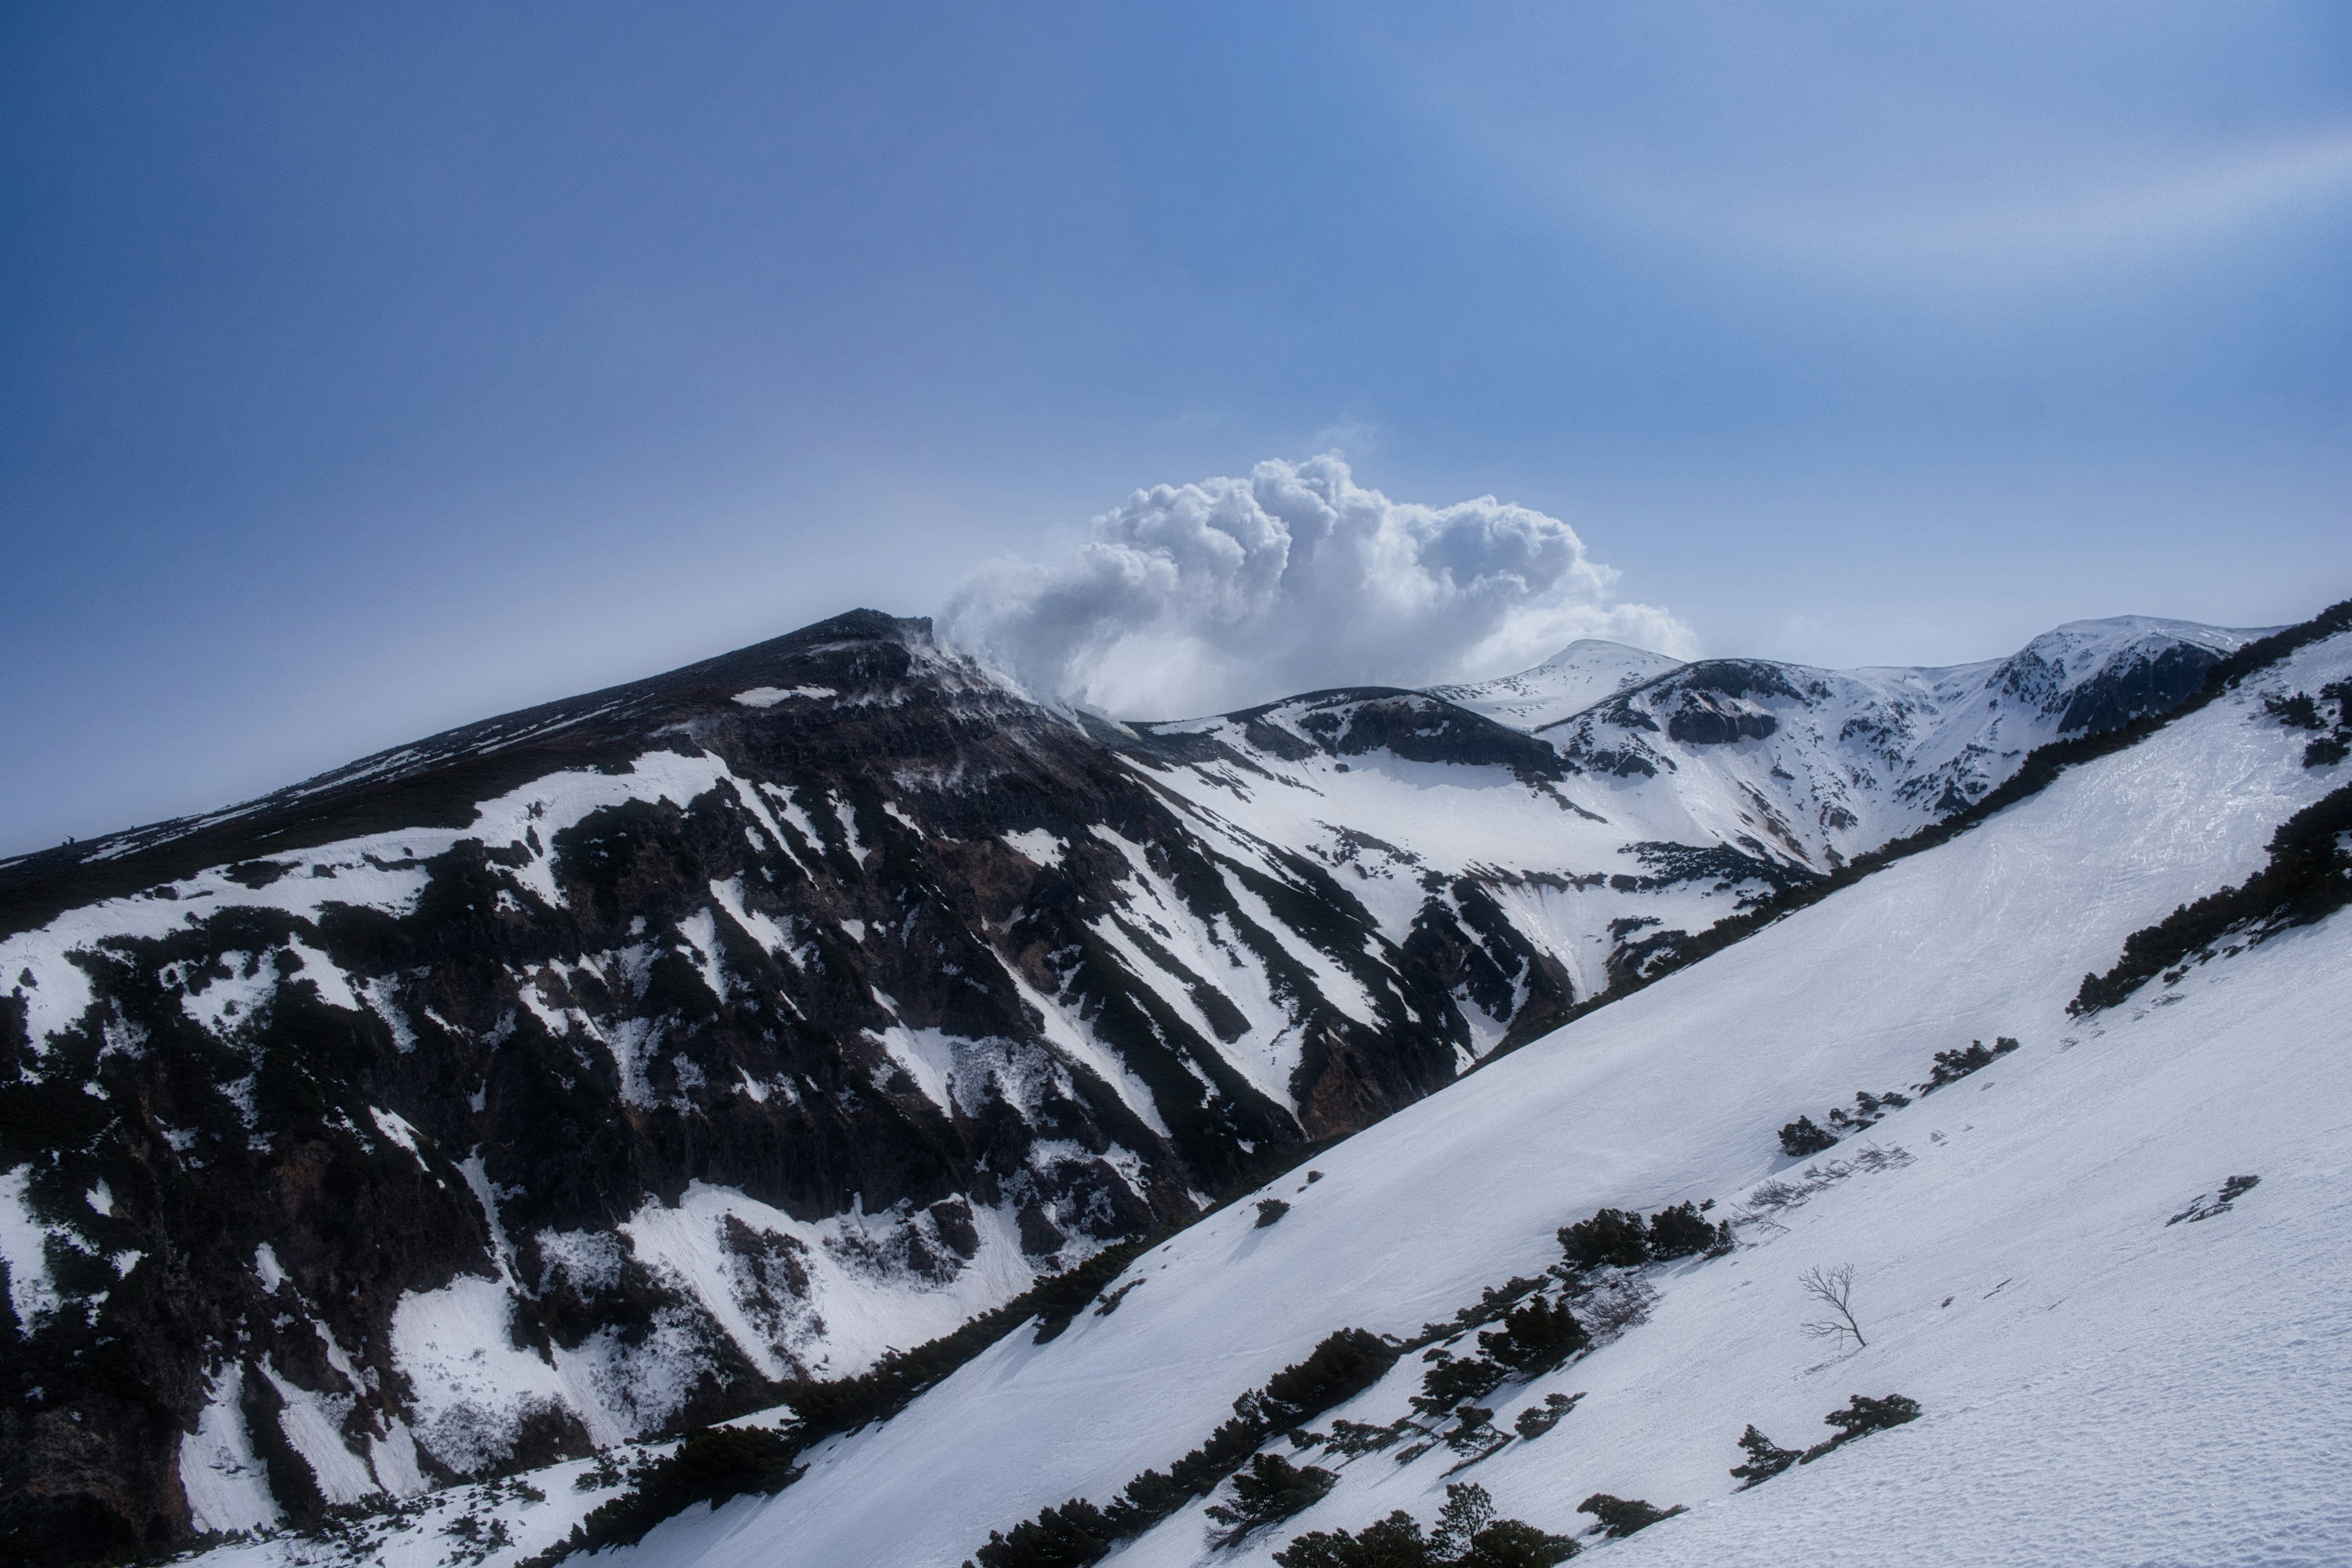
[579,630,2352,1567]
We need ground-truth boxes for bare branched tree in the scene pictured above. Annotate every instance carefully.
[1798,1264,1867,1348]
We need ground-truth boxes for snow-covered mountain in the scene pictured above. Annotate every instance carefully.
[600,609,2350,1568]
[0,606,2300,1566]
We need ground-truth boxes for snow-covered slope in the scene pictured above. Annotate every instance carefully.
[533,621,2351,1567]
[1427,641,1687,731]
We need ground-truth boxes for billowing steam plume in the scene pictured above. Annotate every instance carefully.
[941,454,1693,719]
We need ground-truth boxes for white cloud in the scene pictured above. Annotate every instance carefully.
[940,456,1694,719]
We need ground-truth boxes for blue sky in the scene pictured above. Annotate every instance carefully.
[3,2,2348,852]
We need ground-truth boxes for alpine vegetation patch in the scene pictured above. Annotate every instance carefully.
[1574,1493,1685,1537]
[1273,1481,1578,1567]
[961,1329,1400,1566]
[2167,1173,2261,1226]
[1205,1453,1338,1547]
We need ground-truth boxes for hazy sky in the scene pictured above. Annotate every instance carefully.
[4,2,2348,852]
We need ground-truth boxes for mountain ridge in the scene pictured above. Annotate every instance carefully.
[0,603,2294,1564]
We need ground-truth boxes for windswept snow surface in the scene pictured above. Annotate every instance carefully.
[1428,638,1687,730]
[573,630,2352,1567]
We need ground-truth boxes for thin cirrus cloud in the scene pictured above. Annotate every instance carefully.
[1341,4,2352,298]
[1583,127,2352,285]
[940,455,1695,722]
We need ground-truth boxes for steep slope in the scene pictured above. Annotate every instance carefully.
[545,618,2352,1567]
[0,608,2278,1564]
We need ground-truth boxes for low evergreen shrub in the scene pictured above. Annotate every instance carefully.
[1728,1423,1800,1487]
[1513,1392,1581,1440]
[1643,1202,1725,1261]
[1271,1486,1576,1566]
[1918,1037,2019,1091]
[1475,1295,1589,1373]
[1258,1328,1400,1423]
[527,1425,803,1565]
[1574,1494,1684,1537]
[1777,1115,1838,1156]
[1800,1393,1921,1463]
[1556,1208,1649,1270]
[968,1499,1117,1567]
[1205,1453,1337,1546]
[1257,1198,1294,1227]
[1412,1352,1507,1416]
[1274,1510,1433,1567]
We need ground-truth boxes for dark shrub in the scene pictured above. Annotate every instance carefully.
[1513,1392,1581,1440]
[1260,1329,1399,1423]
[1205,1453,1337,1546]
[1575,1494,1684,1537]
[535,1425,802,1562]
[1273,1510,1431,1567]
[1644,1202,1717,1261]
[1412,1352,1506,1416]
[1557,1207,1649,1270]
[1777,1115,1837,1156]
[1461,1519,1578,1566]
[1476,1295,1588,1373]
[2266,692,2324,729]
[971,1498,1117,1567]
[1801,1393,1922,1462]
[1728,1423,1800,1487]
[1919,1037,2019,1091]
[1256,1198,1292,1227]
[1101,1468,1187,1536]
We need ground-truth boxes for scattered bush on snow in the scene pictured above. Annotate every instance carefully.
[1574,1493,1685,1537]
[2264,691,2325,730]
[1273,1482,1577,1567]
[1559,1270,1657,1340]
[1513,1391,1583,1440]
[527,1425,803,1566]
[1205,1453,1338,1547]
[1556,1207,1649,1270]
[1644,1201,1731,1260]
[965,1328,1398,1560]
[1727,1423,1801,1488]
[1412,1352,1509,1418]
[1798,1393,1921,1463]
[1477,1295,1591,1374]
[2167,1172,2260,1226]
[1780,1087,1914,1155]
[1777,1114,1838,1156]
[1918,1037,2019,1092]
[1257,1197,1294,1227]
[970,1499,1117,1567]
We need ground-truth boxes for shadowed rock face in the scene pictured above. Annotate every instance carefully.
[0,609,2252,1563]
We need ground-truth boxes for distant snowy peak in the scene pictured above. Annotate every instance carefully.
[1525,616,2272,870]
[1977,616,2272,736]
[1428,639,1688,732]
